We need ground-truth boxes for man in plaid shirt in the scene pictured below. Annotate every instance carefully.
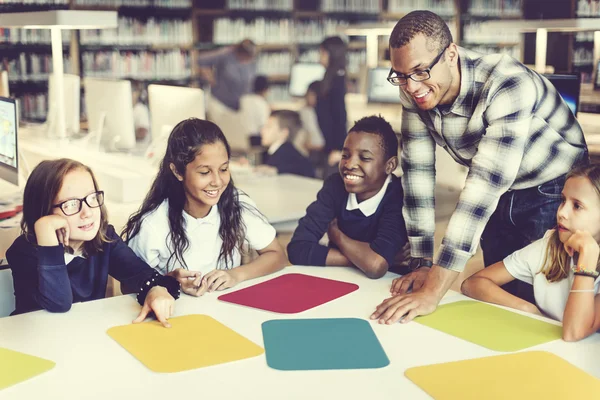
[371,11,588,324]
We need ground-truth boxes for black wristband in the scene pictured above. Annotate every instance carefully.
[136,272,181,305]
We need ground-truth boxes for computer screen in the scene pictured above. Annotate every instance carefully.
[84,78,136,151]
[544,74,580,116]
[0,96,18,186]
[367,67,401,104]
[289,63,325,97]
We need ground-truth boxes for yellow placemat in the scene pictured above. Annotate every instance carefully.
[405,351,600,400]
[415,300,562,351]
[107,314,264,373]
[0,347,55,390]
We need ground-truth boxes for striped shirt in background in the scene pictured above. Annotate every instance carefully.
[400,47,588,272]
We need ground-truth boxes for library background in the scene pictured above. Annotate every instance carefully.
[2,0,600,124]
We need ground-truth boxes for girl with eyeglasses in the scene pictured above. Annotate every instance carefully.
[6,159,180,326]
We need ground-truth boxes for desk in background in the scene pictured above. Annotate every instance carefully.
[0,265,597,399]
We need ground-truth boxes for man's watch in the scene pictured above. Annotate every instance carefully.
[408,257,433,272]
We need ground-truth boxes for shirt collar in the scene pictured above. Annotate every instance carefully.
[346,175,392,217]
[183,203,219,231]
[446,46,475,118]
[267,139,286,155]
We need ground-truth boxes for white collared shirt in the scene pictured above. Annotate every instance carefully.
[346,175,392,217]
[267,139,286,156]
[128,193,276,276]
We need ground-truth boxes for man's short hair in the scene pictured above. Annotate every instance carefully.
[389,10,453,53]
[270,110,302,141]
[349,115,398,160]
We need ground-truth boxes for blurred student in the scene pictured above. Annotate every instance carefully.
[240,75,271,146]
[259,110,315,178]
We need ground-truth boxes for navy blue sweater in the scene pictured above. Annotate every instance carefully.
[316,74,347,153]
[265,141,316,178]
[287,173,407,267]
[6,225,173,315]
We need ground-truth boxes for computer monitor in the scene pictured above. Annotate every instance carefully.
[48,73,80,136]
[367,67,401,104]
[147,84,205,162]
[147,84,205,142]
[289,63,325,97]
[0,96,18,186]
[84,78,136,151]
[544,74,580,116]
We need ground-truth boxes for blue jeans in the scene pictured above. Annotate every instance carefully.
[479,174,566,302]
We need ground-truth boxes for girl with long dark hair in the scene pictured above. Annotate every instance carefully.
[316,36,348,172]
[124,118,287,296]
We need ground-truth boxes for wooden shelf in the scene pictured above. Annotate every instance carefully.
[461,41,520,47]
[267,74,290,82]
[80,43,193,51]
[193,8,227,17]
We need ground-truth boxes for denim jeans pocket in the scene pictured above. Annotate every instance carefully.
[537,176,565,198]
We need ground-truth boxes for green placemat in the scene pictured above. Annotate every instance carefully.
[262,318,389,370]
[415,300,562,352]
[0,347,55,390]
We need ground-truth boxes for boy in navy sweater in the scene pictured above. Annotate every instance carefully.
[259,110,316,178]
[287,115,407,278]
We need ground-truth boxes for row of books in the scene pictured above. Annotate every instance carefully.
[213,18,349,45]
[320,0,380,13]
[80,18,193,46]
[467,0,522,17]
[0,28,71,45]
[0,0,68,5]
[576,0,600,17]
[17,93,48,121]
[72,0,191,7]
[573,47,595,66]
[226,0,293,11]
[297,48,365,75]
[81,50,191,80]
[5,54,72,82]
[463,21,521,44]
[388,0,454,16]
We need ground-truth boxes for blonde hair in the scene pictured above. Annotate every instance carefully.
[541,164,600,282]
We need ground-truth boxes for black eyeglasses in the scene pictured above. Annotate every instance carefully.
[53,191,104,216]
[387,46,449,86]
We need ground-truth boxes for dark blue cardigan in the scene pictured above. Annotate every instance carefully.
[265,141,316,178]
[6,225,170,315]
[287,173,407,267]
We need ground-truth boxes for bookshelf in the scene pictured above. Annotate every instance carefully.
[3,0,599,119]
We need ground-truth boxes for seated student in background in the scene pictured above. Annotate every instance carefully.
[131,79,151,145]
[298,80,325,153]
[6,159,180,326]
[259,110,316,178]
[461,164,600,342]
[240,75,271,147]
[125,118,288,296]
[287,115,407,279]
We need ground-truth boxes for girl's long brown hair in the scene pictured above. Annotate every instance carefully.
[541,164,600,282]
[21,158,111,256]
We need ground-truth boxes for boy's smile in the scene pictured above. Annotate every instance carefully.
[339,131,392,202]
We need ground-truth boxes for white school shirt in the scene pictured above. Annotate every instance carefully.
[240,94,270,136]
[298,106,325,148]
[503,230,600,321]
[346,175,392,217]
[128,194,276,276]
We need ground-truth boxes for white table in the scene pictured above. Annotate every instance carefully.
[0,266,598,400]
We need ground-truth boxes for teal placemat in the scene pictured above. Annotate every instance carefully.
[262,318,389,370]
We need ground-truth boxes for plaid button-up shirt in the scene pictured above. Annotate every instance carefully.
[400,47,587,272]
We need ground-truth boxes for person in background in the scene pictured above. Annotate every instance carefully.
[6,159,180,326]
[197,39,258,118]
[131,80,151,145]
[299,80,326,151]
[462,164,600,342]
[316,36,348,177]
[240,75,271,147]
[259,110,315,178]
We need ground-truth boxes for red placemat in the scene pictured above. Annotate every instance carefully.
[218,273,359,313]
